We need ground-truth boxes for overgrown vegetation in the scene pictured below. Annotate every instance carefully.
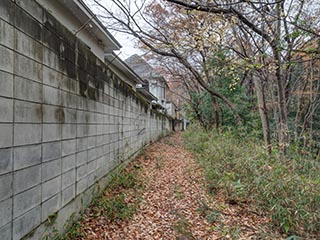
[183,126,320,238]
[90,166,142,221]
[54,164,143,240]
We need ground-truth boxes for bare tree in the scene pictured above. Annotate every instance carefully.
[93,0,242,123]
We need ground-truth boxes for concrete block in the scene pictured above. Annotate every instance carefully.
[62,154,75,173]
[42,158,61,182]
[0,197,12,228]
[0,124,13,148]
[15,3,41,40]
[97,113,104,124]
[88,100,97,112]
[76,110,85,124]
[14,76,42,103]
[0,97,13,122]
[87,172,97,187]
[43,124,61,142]
[87,147,97,162]
[62,124,76,140]
[62,139,76,156]
[67,93,79,109]
[76,177,87,195]
[97,153,107,167]
[43,46,59,70]
[61,184,75,207]
[0,71,13,98]
[42,105,62,123]
[60,90,69,108]
[13,206,41,240]
[14,144,41,170]
[103,144,111,155]
[0,223,11,240]
[14,54,42,83]
[76,137,88,152]
[43,85,61,106]
[14,100,42,123]
[0,45,13,73]
[62,169,75,190]
[69,79,79,94]
[96,134,104,146]
[64,108,77,124]
[77,124,89,137]
[0,148,12,175]
[13,165,41,194]
[41,193,61,222]
[14,124,41,146]
[60,75,72,92]
[103,113,110,124]
[0,18,14,49]
[76,150,87,167]
[42,176,61,202]
[88,136,96,149]
[16,30,43,62]
[42,141,61,162]
[0,173,12,201]
[96,145,105,158]
[43,65,61,88]
[16,0,43,23]
[78,98,87,110]
[13,185,41,219]
[87,159,97,175]
[76,164,87,181]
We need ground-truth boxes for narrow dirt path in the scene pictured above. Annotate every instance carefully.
[76,132,271,240]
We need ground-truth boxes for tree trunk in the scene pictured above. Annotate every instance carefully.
[253,74,272,154]
[272,3,289,153]
[212,97,220,129]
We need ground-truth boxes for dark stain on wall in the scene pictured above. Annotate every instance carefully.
[15,6,41,40]
[12,0,156,115]
[36,105,43,120]
[0,0,15,23]
[55,107,65,124]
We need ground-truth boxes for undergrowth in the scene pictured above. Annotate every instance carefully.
[55,163,143,240]
[90,165,142,221]
[183,126,320,238]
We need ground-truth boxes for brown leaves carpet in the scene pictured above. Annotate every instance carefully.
[77,132,273,240]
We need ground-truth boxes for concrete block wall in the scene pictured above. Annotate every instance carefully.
[0,1,172,239]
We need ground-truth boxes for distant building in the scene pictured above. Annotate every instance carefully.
[125,54,169,110]
[165,101,177,119]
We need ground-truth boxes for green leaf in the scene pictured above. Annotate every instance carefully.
[286,235,299,240]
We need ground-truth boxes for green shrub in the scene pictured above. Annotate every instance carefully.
[183,126,320,238]
[97,193,136,221]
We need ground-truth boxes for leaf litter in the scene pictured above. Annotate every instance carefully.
[71,133,278,240]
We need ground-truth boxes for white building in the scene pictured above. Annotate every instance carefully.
[125,54,168,109]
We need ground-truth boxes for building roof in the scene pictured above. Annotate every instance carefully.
[125,54,167,83]
[56,0,121,52]
[105,53,143,86]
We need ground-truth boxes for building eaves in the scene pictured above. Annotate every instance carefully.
[136,87,158,103]
[56,0,121,51]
